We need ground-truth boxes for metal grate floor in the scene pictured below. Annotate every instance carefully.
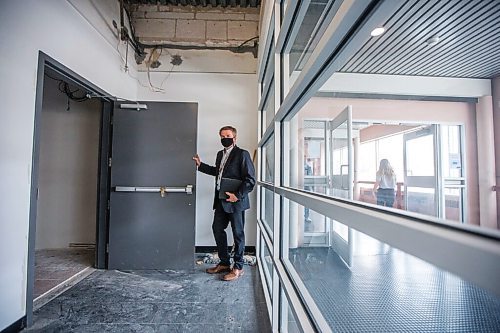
[290,240,500,332]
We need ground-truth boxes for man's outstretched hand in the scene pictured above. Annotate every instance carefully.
[192,154,201,167]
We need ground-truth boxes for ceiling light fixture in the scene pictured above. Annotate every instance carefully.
[370,27,385,37]
[426,36,441,46]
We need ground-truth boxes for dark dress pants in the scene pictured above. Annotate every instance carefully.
[213,200,246,270]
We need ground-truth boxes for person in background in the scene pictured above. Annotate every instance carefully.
[193,126,255,281]
[373,159,396,207]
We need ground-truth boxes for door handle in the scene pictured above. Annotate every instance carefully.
[115,185,193,195]
[340,164,348,190]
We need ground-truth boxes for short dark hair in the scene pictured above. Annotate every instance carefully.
[219,126,237,137]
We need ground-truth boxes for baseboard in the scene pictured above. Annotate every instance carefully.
[1,316,26,333]
[196,246,255,254]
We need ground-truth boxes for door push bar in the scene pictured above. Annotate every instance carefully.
[115,185,193,197]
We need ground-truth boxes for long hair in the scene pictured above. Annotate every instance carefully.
[377,159,395,177]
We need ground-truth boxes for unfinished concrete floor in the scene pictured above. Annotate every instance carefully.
[34,248,94,301]
[25,263,271,332]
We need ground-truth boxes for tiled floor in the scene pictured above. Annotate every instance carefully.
[25,262,271,332]
[34,248,94,299]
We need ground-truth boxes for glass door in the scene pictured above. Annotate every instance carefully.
[440,125,466,223]
[328,106,353,266]
[403,125,439,217]
[302,120,329,246]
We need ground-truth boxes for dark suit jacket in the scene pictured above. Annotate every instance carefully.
[198,145,255,213]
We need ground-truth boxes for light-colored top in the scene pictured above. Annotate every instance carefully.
[376,172,396,189]
[216,145,234,190]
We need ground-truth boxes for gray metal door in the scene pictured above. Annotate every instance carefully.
[108,102,197,270]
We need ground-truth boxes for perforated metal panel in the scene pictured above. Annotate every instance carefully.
[289,246,500,332]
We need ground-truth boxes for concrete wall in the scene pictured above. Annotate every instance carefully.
[137,72,258,246]
[36,76,100,250]
[137,48,257,73]
[131,4,259,47]
[0,1,136,330]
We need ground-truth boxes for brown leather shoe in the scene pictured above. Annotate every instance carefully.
[222,268,244,281]
[206,264,231,274]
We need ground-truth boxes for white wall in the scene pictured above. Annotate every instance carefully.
[36,76,100,249]
[0,1,258,329]
[137,72,258,247]
[320,72,492,97]
[0,1,136,330]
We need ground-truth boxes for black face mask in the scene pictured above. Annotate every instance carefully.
[221,137,234,148]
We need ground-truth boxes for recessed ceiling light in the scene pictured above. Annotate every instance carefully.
[370,27,385,37]
[426,36,440,45]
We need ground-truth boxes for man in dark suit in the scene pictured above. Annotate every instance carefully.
[193,126,255,281]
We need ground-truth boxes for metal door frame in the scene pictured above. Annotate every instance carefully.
[302,120,330,246]
[327,105,353,267]
[403,125,440,217]
[440,124,467,223]
[27,52,112,327]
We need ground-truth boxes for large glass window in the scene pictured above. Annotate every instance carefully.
[283,96,469,224]
[258,0,500,331]
[261,79,275,134]
[279,289,301,333]
[284,1,333,93]
[261,187,274,235]
[262,135,275,183]
[261,34,275,96]
[260,235,273,298]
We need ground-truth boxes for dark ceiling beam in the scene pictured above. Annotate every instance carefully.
[127,0,260,6]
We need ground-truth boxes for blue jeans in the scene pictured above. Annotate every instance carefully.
[212,200,246,270]
[376,188,395,207]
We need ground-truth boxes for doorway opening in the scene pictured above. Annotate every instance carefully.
[28,52,113,325]
[33,67,101,310]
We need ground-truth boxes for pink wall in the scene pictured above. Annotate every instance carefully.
[360,124,419,142]
[299,97,480,225]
